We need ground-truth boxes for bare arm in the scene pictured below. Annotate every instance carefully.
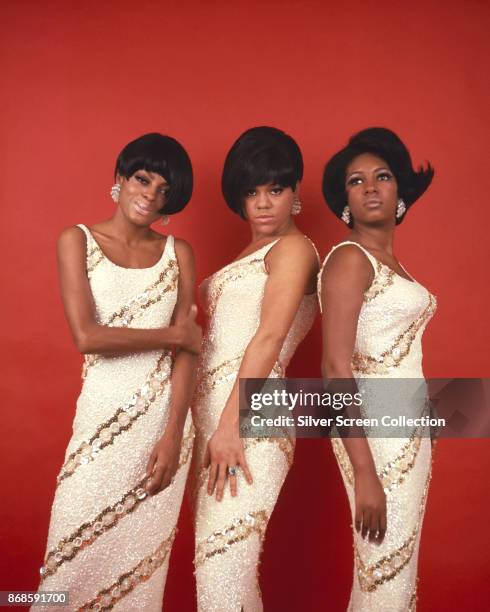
[220,236,318,423]
[320,245,387,542]
[146,239,200,494]
[57,226,200,354]
[207,235,319,500]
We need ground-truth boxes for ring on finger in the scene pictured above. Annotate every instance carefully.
[228,465,238,477]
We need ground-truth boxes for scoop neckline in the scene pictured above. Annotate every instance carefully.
[229,238,280,265]
[338,240,416,284]
[81,224,170,271]
[203,239,280,283]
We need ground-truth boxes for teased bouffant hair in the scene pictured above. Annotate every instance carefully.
[222,126,303,219]
[322,127,434,226]
[115,132,193,214]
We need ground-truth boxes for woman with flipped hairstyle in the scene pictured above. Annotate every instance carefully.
[191,126,319,611]
[318,127,436,611]
[35,133,202,611]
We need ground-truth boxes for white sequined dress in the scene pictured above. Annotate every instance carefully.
[318,241,437,612]
[35,224,194,611]
[191,238,318,612]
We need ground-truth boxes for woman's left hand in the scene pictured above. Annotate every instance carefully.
[204,422,253,501]
[145,433,181,495]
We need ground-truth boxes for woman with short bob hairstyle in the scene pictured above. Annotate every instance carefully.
[191,126,319,611]
[35,133,202,610]
[318,127,437,610]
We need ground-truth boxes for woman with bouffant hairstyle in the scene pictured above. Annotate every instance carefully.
[319,127,436,610]
[34,133,201,610]
[191,126,319,611]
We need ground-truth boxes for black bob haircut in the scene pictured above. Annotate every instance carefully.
[222,126,303,219]
[322,127,434,226]
[115,133,193,215]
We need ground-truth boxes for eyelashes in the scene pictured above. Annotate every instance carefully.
[134,174,168,195]
[346,172,394,187]
[244,186,284,198]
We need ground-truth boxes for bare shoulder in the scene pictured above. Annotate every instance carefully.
[57,225,87,254]
[174,236,195,261]
[322,243,372,279]
[269,234,318,265]
[173,237,195,277]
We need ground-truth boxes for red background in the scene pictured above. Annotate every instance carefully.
[1,1,489,610]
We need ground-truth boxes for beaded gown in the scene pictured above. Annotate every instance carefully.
[35,224,194,611]
[318,241,437,612]
[191,238,318,612]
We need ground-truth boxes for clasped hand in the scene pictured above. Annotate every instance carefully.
[145,433,181,495]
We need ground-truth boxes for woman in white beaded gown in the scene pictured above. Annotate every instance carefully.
[318,128,437,611]
[35,133,202,611]
[191,127,319,611]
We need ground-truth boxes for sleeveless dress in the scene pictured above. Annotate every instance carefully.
[318,241,437,612]
[191,237,318,612]
[35,224,194,612]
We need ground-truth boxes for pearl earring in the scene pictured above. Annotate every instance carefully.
[161,215,170,226]
[341,205,351,225]
[110,184,121,203]
[396,198,407,219]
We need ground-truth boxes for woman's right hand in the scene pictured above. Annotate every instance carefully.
[354,466,387,543]
[176,304,202,353]
[204,421,253,501]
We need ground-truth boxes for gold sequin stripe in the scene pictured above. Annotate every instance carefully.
[355,466,431,593]
[352,294,437,374]
[58,353,172,484]
[77,528,177,611]
[193,436,294,507]
[356,529,417,593]
[195,510,268,568]
[178,422,195,468]
[363,262,395,303]
[408,584,418,612]
[82,258,178,379]
[106,259,178,328]
[378,435,422,493]
[332,430,422,493]
[196,354,283,400]
[87,244,104,277]
[195,355,243,400]
[41,425,194,581]
[207,258,264,319]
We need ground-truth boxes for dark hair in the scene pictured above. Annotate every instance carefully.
[322,127,434,226]
[222,126,303,218]
[115,132,193,215]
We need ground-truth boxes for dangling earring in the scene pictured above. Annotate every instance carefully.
[396,198,407,219]
[161,215,170,226]
[110,183,121,203]
[341,205,351,225]
[291,197,302,215]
